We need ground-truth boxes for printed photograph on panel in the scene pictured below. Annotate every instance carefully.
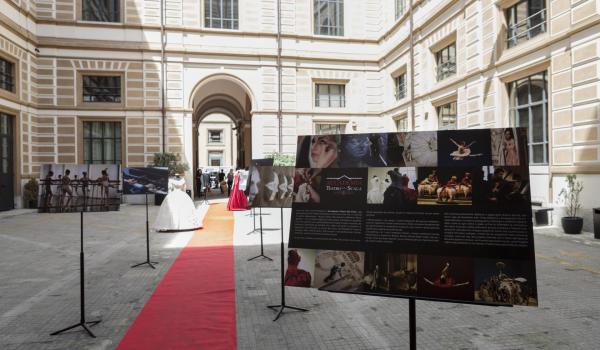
[247,166,294,208]
[313,250,365,291]
[339,133,400,167]
[474,259,538,306]
[356,252,418,295]
[284,249,317,288]
[295,135,342,168]
[398,131,438,167]
[480,166,531,209]
[437,129,492,167]
[366,167,417,208]
[418,255,473,301]
[416,167,474,205]
[122,167,169,195]
[293,168,323,203]
[491,128,528,166]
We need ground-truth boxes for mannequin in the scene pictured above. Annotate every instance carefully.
[153,173,202,231]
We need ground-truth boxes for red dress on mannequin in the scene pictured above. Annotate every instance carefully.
[227,171,248,211]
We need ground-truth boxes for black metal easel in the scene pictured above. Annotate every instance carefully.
[409,297,416,350]
[267,207,308,321]
[50,211,101,338]
[248,207,272,261]
[131,193,158,269]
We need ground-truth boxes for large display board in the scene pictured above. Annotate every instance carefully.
[38,164,121,213]
[122,167,169,195]
[288,128,538,306]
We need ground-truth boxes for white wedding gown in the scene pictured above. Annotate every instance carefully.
[153,177,202,231]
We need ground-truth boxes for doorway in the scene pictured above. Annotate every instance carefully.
[0,112,14,211]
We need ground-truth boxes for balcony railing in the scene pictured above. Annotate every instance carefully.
[507,8,546,48]
[436,61,456,81]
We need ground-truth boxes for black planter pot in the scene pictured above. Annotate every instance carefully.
[561,216,583,234]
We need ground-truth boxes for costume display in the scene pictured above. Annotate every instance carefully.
[153,175,202,231]
[227,170,249,211]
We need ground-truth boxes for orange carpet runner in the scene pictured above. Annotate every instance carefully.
[117,203,236,350]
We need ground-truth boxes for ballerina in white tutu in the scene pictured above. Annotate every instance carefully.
[153,174,202,231]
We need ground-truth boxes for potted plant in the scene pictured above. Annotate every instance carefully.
[152,152,190,205]
[558,174,584,234]
[23,178,39,209]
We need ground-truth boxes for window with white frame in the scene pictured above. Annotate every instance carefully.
[508,71,548,164]
[396,116,408,132]
[315,123,346,135]
[0,58,15,93]
[208,130,223,143]
[394,73,406,100]
[205,0,239,30]
[82,0,120,22]
[208,151,224,166]
[315,84,345,108]
[506,0,546,48]
[314,0,344,36]
[437,101,457,130]
[395,0,406,20]
[436,43,456,81]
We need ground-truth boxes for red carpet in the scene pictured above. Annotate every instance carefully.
[117,203,236,350]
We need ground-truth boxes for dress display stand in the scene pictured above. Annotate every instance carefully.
[131,193,158,269]
[50,212,101,338]
[247,207,272,261]
[267,207,308,321]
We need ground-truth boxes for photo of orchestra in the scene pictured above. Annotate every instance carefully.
[38,164,121,213]
[416,167,474,205]
[481,166,531,208]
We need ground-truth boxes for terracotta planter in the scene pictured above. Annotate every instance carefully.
[561,216,583,234]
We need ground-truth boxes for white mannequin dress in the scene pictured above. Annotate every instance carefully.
[153,176,201,231]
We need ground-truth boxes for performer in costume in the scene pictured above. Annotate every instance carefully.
[284,250,312,287]
[227,170,249,211]
[502,128,519,165]
[154,174,202,231]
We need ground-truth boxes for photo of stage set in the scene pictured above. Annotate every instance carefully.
[38,164,121,213]
[122,167,169,195]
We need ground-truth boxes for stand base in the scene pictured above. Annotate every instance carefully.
[266,304,309,321]
[247,254,273,261]
[50,320,101,338]
[131,261,159,269]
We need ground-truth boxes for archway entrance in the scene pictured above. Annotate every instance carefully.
[190,75,253,197]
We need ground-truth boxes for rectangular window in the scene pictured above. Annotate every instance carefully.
[394,74,406,100]
[436,43,457,81]
[208,151,223,166]
[83,121,122,164]
[82,0,120,22]
[314,0,344,36]
[395,0,406,20]
[315,84,345,108]
[82,76,121,103]
[508,71,548,165]
[506,0,546,48]
[437,101,457,130]
[208,130,223,143]
[315,123,346,135]
[396,116,408,132]
[205,0,239,29]
[0,58,15,93]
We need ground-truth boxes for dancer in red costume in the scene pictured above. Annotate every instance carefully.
[227,170,249,211]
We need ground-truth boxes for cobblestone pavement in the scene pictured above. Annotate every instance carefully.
[1,204,599,349]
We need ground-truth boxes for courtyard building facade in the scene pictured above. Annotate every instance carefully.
[0,0,599,226]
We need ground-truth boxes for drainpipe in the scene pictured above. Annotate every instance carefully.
[277,0,283,153]
[409,0,415,130]
[161,0,166,153]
